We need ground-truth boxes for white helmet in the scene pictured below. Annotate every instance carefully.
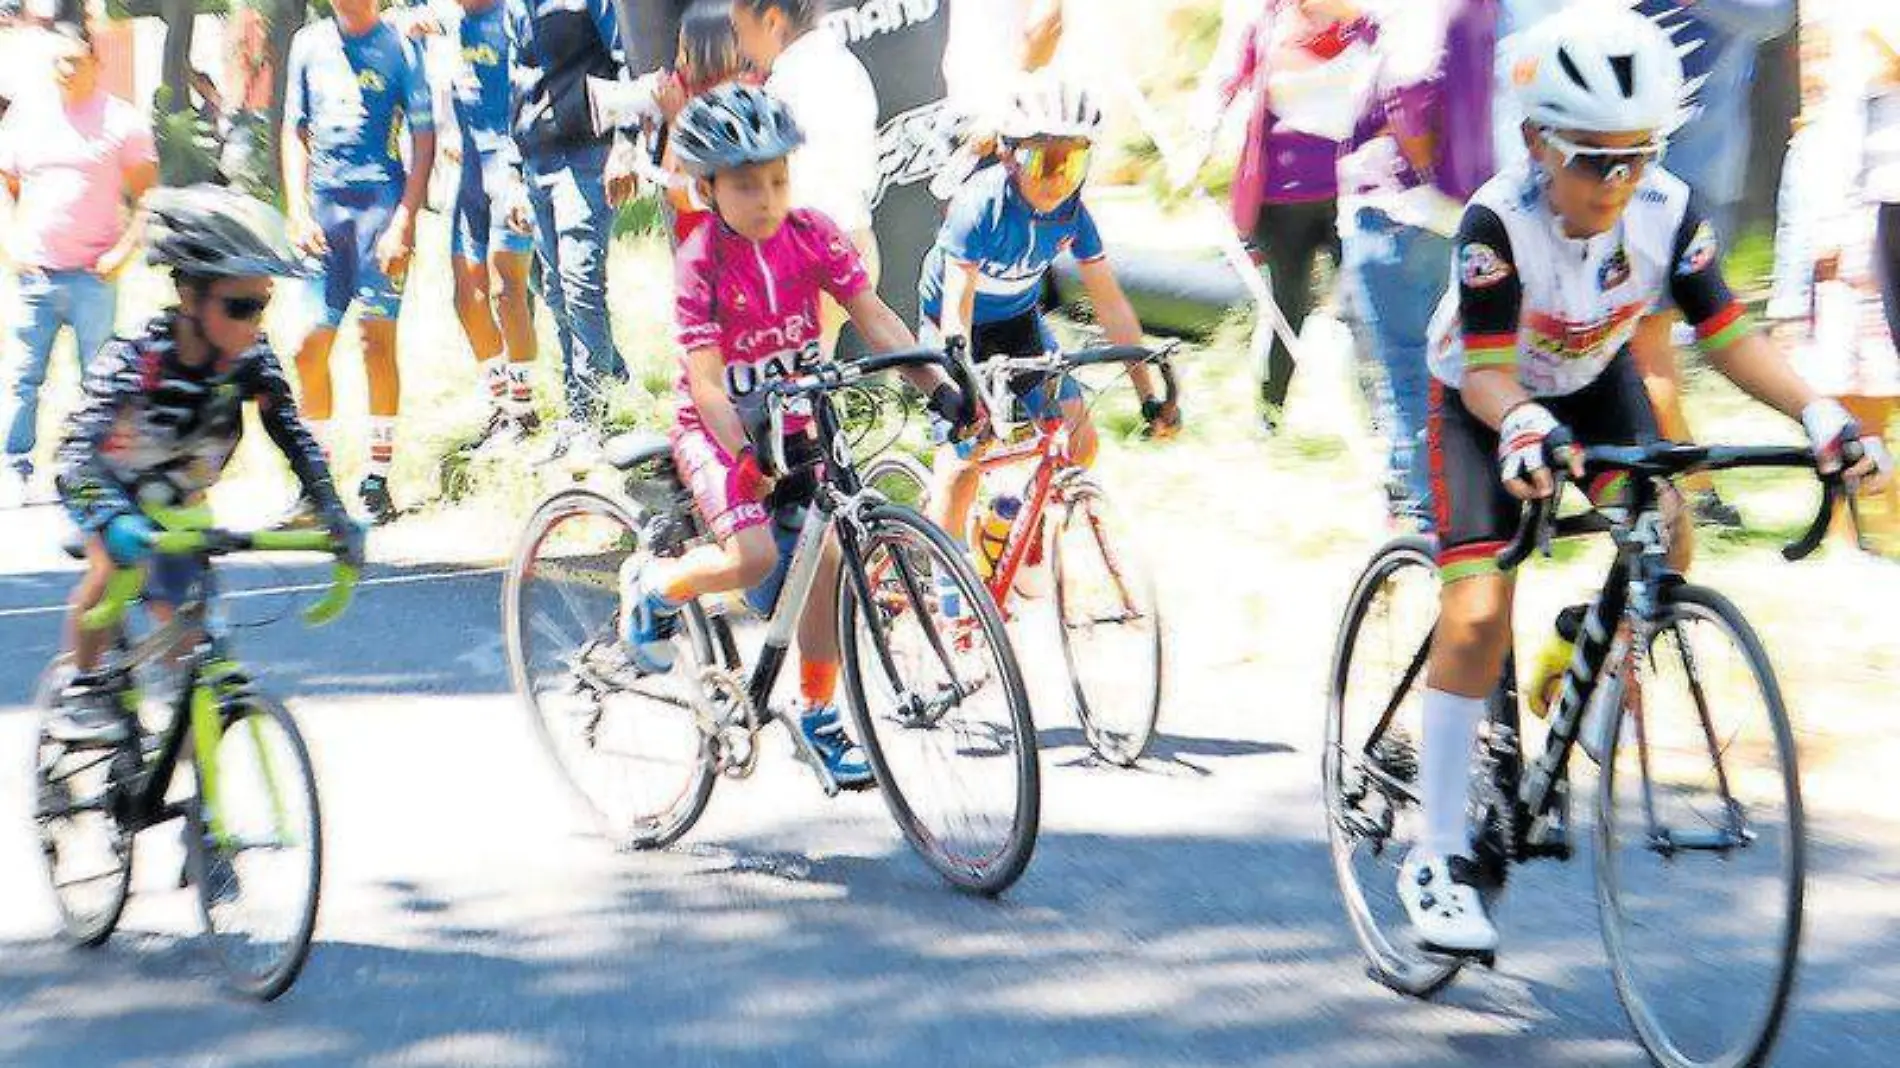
[1514,2,1683,135]
[997,74,1104,141]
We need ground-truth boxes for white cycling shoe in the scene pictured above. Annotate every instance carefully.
[1398,851,1499,956]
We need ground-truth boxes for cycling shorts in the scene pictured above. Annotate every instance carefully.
[1429,352,1659,583]
[143,553,205,607]
[450,153,536,265]
[920,311,1083,422]
[307,184,406,329]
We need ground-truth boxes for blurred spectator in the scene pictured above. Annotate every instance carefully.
[281,0,435,523]
[1338,0,1496,529]
[731,0,881,350]
[1191,0,1379,434]
[0,21,155,505]
[501,0,634,464]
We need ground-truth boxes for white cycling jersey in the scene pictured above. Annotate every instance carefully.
[1427,161,1748,398]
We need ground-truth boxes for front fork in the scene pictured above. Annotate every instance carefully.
[190,654,292,848]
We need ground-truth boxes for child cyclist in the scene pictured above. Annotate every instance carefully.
[921,74,1179,556]
[618,85,978,787]
[48,186,362,746]
[1403,5,1889,956]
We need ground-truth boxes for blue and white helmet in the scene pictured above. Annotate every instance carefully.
[672,83,806,177]
[1515,3,1683,135]
[997,73,1104,141]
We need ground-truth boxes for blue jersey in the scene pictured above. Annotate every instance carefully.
[919,165,1107,325]
[285,19,433,192]
[452,0,513,157]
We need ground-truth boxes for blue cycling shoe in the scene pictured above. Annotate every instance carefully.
[800,704,875,790]
[617,557,679,675]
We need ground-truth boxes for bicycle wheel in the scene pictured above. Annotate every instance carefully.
[1595,585,1804,1068]
[504,487,719,849]
[1050,480,1162,766]
[861,451,933,511]
[839,504,1040,895]
[1324,537,1464,997]
[31,658,133,948]
[185,694,321,1001]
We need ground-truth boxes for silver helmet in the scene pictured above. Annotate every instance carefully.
[671,83,805,178]
[145,184,309,279]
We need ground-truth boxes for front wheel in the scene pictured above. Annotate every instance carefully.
[839,504,1040,895]
[1595,585,1804,1068]
[1050,480,1163,767]
[1324,537,1463,998]
[186,695,322,1001]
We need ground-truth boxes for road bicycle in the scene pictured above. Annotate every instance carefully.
[504,346,1040,895]
[1326,442,1853,1068]
[32,511,355,1000]
[860,344,1175,767]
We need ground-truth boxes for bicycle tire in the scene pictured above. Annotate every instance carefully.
[1595,584,1805,1068]
[185,694,322,1001]
[503,486,719,850]
[860,452,933,512]
[838,503,1040,896]
[31,657,133,949]
[1050,480,1163,766]
[1325,536,1463,998]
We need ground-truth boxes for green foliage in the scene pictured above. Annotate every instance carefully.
[1724,225,1775,296]
[614,194,668,241]
[151,87,223,187]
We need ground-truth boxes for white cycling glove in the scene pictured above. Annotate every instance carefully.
[1498,402,1565,485]
[1802,399,1893,478]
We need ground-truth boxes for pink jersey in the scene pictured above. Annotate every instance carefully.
[674,209,871,434]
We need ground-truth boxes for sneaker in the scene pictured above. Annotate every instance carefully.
[468,408,517,453]
[1398,851,1499,955]
[616,556,679,674]
[800,704,875,789]
[358,474,397,526]
[1140,397,1182,441]
[1692,490,1744,530]
[537,420,602,470]
[46,673,134,748]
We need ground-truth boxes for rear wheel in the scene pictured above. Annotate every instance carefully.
[504,487,719,849]
[1595,585,1804,1068]
[1050,480,1163,766]
[186,695,322,1001]
[839,504,1040,895]
[32,658,133,948]
[1324,537,1463,997]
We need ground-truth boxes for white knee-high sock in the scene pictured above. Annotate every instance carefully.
[1420,688,1488,860]
[367,417,397,477]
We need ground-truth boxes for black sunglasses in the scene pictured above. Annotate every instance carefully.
[219,295,271,322]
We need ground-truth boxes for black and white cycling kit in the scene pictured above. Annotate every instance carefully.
[1424,162,1753,582]
[56,312,343,535]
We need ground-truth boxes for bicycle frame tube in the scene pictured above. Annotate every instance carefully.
[746,503,835,713]
[976,419,1070,616]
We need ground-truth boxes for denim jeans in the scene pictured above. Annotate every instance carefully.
[525,143,627,423]
[6,268,118,460]
[1343,207,1452,527]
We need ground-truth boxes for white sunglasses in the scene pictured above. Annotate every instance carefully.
[1540,128,1664,185]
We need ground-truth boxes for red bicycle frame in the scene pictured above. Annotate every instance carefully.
[968,413,1073,624]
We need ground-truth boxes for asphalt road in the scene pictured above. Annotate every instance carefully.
[1,504,1896,1068]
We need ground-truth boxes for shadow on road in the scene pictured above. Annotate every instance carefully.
[2,824,1893,1068]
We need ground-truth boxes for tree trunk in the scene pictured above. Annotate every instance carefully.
[158,0,197,114]
[262,0,308,196]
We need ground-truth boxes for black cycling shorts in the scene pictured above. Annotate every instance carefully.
[1429,352,1659,582]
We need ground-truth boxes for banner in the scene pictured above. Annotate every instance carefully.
[827,0,951,330]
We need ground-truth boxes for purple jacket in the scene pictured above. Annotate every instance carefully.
[1340,0,1498,221]
[1214,2,1377,234]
